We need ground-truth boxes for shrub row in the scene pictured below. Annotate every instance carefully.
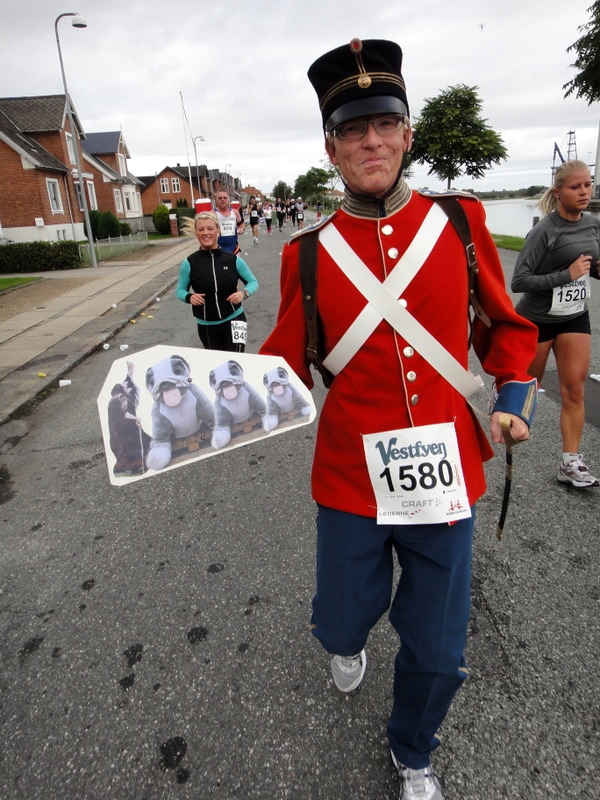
[0,241,81,273]
[85,209,132,239]
[152,204,195,236]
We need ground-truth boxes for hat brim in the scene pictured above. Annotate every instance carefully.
[325,96,408,131]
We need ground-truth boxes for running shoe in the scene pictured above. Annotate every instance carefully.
[330,649,366,692]
[391,750,444,800]
[557,455,600,488]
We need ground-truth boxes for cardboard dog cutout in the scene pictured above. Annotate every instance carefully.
[98,345,316,485]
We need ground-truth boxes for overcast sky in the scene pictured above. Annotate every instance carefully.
[1,0,598,195]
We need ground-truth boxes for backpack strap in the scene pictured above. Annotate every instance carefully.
[298,230,334,387]
[429,195,492,330]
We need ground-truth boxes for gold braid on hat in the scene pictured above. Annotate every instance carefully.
[319,72,406,112]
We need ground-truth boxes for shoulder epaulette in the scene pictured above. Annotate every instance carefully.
[289,213,336,242]
[417,189,480,202]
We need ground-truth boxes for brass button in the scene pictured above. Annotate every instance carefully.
[388,247,399,259]
[410,394,419,406]
[403,346,414,357]
[399,298,407,308]
[382,224,393,235]
[407,371,417,382]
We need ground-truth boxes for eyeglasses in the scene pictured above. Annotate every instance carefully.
[332,114,407,141]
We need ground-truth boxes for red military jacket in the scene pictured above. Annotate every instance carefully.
[261,188,537,517]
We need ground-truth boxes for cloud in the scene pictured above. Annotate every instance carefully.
[0,0,597,194]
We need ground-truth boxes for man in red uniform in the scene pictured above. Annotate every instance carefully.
[261,38,538,800]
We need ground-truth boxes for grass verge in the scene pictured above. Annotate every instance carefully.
[492,234,525,251]
[0,276,42,293]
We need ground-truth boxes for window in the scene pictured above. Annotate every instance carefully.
[160,178,169,193]
[117,152,127,177]
[171,177,180,192]
[114,189,123,213]
[66,133,76,165]
[74,181,84,211]
[87,181,97,211]
[124,191,132,211]
[46,179,63,213]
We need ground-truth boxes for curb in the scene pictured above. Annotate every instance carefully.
[0,270,178,430]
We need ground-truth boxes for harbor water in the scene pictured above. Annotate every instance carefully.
[482,198,540,238]
[482,197,600,238]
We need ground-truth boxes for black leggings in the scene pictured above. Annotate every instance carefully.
[196,313,247,352]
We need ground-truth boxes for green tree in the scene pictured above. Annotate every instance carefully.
[272,180,293,200]
[153,204,171,235]
[84,209,102,241]
[317,157,341,209]
[294,167,330,203]
[563,2,600,103]
[408,84,508,189]
[98,210,122,239]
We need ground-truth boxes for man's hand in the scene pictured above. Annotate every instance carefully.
[490,411,529,445]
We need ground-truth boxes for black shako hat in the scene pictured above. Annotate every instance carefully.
[307,38,409,131]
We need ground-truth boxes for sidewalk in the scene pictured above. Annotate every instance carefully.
[0,237,192,427]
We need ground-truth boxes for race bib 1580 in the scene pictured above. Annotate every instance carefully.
[362,422,472,525]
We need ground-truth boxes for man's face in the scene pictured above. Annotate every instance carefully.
[325,116,411,198]
[216,194,229,211]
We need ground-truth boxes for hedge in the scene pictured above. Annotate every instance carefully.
[174,207,195,233]
[0,241,82,273]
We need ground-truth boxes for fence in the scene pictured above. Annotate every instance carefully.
[79,231,150,265]
[125,215,158,234]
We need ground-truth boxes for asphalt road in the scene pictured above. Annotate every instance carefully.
[0,222,598,800]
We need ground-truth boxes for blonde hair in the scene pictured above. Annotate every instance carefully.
[539,159,591,216]
[181,210,219,237]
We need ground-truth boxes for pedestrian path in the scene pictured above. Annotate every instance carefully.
[0,238,192,426]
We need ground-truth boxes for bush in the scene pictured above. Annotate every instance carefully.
[153,204,171,235]
[0,241,81,273]
[175,207,195,233]
[84,209,102,240]
[98,210,122,239]
[120,222,132,236]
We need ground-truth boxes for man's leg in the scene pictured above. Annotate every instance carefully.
[387,513,474,769]
[311,505,394,657]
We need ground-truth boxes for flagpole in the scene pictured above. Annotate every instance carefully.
[180,91,194,206]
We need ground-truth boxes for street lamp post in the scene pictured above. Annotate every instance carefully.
[192,136,206,205]
[54,12,97,267]
[224,163,232,194]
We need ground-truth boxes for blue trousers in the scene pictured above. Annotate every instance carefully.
[312,505,474,770]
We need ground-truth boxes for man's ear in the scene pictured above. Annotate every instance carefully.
[405,124,413,153]
[325,137,338,167]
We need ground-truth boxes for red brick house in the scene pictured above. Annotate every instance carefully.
[138,167,246,216]
[0,95,141,243]
[138,165,204,216]
[81,131,143,224]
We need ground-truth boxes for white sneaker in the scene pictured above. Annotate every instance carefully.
[330,649,366,692]
[391,750,444,800]
[557,455,600,488]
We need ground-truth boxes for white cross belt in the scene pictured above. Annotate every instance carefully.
[319,207,484,400]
